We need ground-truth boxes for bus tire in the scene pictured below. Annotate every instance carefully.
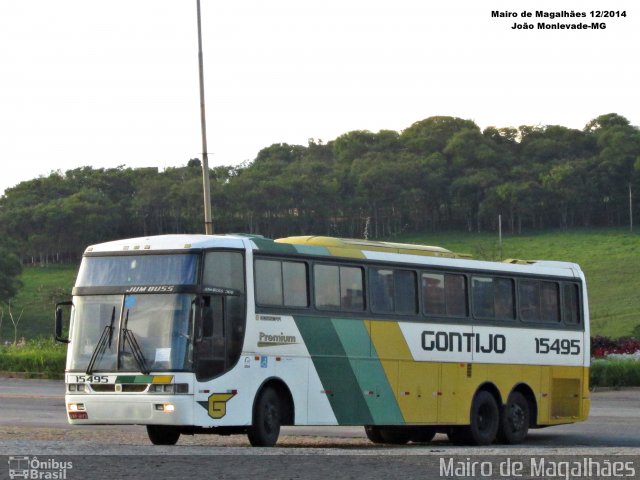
[498,391,530,444]
[248,387,281,447]
[447,426,472,445]
[410,426,436,443]
[468,390,500,445]
[146,425,180,445]
[364,425,385,444]
[379,427,411,445]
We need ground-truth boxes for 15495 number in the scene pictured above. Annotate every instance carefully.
[73,375,109,383]
[535,337,581,355]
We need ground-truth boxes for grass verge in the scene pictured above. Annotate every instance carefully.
[0,339,66,379]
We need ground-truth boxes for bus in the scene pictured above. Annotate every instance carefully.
[55,234,590,446]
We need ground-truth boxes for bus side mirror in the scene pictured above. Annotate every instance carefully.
[55,301,73,344]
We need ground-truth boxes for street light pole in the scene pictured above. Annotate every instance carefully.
[197,0,213,234]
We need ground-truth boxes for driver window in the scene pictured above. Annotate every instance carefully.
[203,251,245,292]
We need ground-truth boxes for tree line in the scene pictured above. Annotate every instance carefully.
[1,113,639,278]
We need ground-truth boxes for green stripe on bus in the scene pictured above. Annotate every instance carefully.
[331,319,405,425]
[293,315,373,425]
[290,244,331,256]
[115,375,153,384]
[250,237,299,253]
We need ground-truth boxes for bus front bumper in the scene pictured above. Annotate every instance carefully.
[65,394,194,426]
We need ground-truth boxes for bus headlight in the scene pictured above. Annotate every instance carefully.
[68,402,85,411]
[68,402,89,418]
[155,403,175,413]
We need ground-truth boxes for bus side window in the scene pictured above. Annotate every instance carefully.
[519,280,540,321]
[540,282,560,322]
[395,270,417,314]
[519,280,560,323]
[423,273,467,317]
[494,278,515,320]
[255,259,284,305]
[340,266,364,311]
[423,273,446,315]
[472,277,494,318]
[370,268,394,313]
[445,274,468,316]
[314,265,340,310]
[283,261,309,307]
[472,276,514,320]
[563,283,581,325]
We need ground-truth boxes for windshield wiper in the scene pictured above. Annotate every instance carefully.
[121,310,150,375]
[86,307,116,375]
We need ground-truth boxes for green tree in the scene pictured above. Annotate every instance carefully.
[586,114,640,225]
[401,116,479,154]
[0,245,22,305]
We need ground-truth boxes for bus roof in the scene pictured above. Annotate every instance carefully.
[269,236,582,279]
[276,236,459,258]
[83,234,582,279]
[83,234,248,253]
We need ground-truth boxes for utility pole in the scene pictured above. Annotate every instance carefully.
[197,0,213,234]
[630,183,634,233]
[498,214,503,260]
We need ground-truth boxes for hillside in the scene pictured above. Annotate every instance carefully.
[2,228,638,341]
[0,264,76,343]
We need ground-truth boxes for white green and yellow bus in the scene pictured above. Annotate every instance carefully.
[56,234,590,446]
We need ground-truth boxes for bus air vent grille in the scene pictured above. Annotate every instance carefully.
[91,384,116,392]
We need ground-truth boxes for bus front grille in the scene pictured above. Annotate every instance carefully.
[89,384,149,393]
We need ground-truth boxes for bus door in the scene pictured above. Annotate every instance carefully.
[195,251,246,381]
[196,295,245,381]
[195,293,246,381]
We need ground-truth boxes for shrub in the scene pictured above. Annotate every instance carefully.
[590,358,640,387]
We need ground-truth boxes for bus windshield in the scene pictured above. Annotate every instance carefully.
[76,254,199,287]
[68,293,195,372]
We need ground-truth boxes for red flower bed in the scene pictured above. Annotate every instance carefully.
[591,336,640,358]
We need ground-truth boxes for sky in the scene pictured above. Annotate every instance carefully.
[1,0,638,195]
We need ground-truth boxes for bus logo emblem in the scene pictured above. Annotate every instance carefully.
[207,393,236,419]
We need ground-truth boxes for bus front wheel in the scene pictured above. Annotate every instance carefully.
[364,425,385,444]
[469,390,500,445]
[410,426,436,443]
[379,427,411,445]
[146,425,180,445]
[448,390,500,445]
[248,387,281,447]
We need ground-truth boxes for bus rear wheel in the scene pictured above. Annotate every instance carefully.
[146,425,180,445]
[248,387,281,447]
[498,391,530,444]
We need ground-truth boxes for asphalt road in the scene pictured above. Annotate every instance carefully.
[1,378,640,479]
